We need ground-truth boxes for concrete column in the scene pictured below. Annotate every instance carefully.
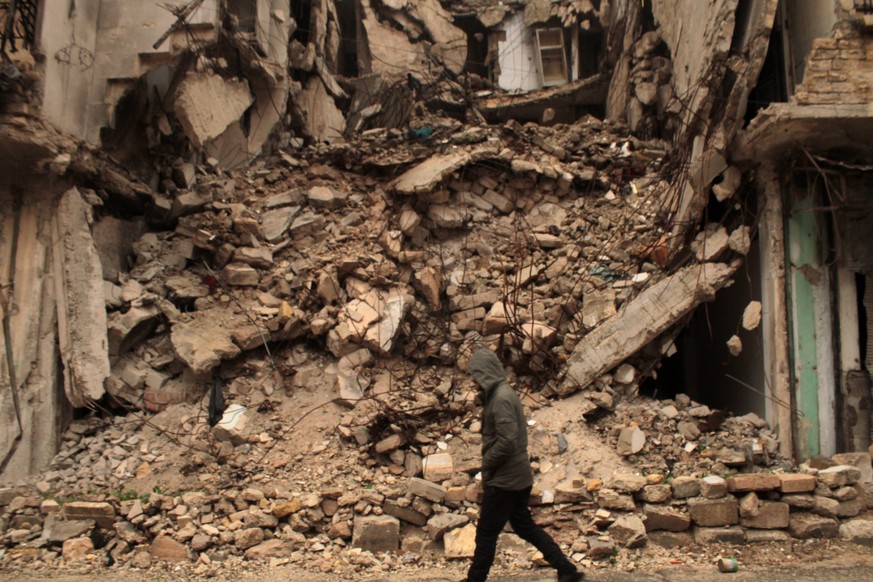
[757,166,794,459]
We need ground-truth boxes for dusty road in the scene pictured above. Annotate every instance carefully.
[4,554,873,582]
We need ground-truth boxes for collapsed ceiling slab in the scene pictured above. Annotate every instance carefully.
[735,103,873,161]
[477,74,610,121]
[560,261,739,395]
[391,143,502,195]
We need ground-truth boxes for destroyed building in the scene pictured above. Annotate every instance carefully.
[1,0,873,574]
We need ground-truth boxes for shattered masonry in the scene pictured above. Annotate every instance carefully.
[1,0,873,574]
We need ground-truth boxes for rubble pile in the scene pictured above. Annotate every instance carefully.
[1,395,872,574]
[3,73,872,578]
[99,114,692,419]
[9,70,871,572]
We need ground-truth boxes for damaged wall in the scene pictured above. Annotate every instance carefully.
[37,0,100,138]
[495,10,541,91]
[0,185,70,482]
[38,0,221,145]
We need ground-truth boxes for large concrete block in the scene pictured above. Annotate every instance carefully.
[726,473,781,492]
[818,464,863,487]
[788,513,839,539]
[422,453,453,482]
[174,73,254,148]
[741,501,789,529]
[408,478,447,503]
[688,497,739,527]
[352,515,400,552]
[693,526,745,545]
[444,523,477,558]
[779,473,817,493]
[644,505,691,532]
[700,475,727,499]
[62,501,115,529]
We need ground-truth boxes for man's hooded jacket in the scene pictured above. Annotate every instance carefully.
[467,349,533,490]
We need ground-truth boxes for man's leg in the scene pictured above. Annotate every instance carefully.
[507,486,578,576]
[466,486,513,582]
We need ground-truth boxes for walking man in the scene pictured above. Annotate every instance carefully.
[462,348,584,582]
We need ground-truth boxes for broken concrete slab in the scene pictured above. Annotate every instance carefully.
[261,206,300,242]
[170,316,242,374]
[297,77,344,144]
[408,0,467,75]
[52,188,110,406]
[359,0,429,77]
[174,72,254,149]
[392,144,499,195]
[107,305,161,356]
[560,262,737,394]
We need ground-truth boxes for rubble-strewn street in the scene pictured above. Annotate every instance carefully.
[2,0,873,578]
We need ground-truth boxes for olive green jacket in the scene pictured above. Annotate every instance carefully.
[467,349,533,491]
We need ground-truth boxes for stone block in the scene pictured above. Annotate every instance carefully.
[307,185,348,209]
[813,495,840,518]
[62,501,116,529]
[745,529,791,543]
[688,496,738,527]
[608,515,647,548]
[611,473,647,493]
[244,539,294,560]
[62,537,94,561]
[700,475,727,499]
[222,263,259,286]
[597,489,636,511]
[261,206,299,242]
[788,513,839,539]
[648,531,694,548]
[779,473,817,493]
[235,527,265,549]
[638,484,671,503]
[149,535,189,562]
[374,433,406,454]
[818,464,862,487]
[831,453,873,483]
[426,513,469,540]
[408,478,447,503]
[352,515,400,552]
[782,494,815,509]
[444,523,477,558]
[617,427,645,455]
[671,476,700,499]
[694,526,745,545]
[44,519,94,543]
[234,247,273,269]
[643,505,691,532]
[272,499,302,518]
[839,517,873,546]
[741,501,789,529]
[382,500,427,526]
[587,537,616,558]
[422,453,453,482]
[726,473,781,492]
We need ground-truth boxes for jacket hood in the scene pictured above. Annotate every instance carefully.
[467,349,506,396]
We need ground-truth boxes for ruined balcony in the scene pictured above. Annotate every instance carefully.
[0,0,37,54]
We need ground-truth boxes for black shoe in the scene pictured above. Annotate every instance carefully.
[558,571,586,582]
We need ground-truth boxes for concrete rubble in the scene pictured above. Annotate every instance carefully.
[2,0,873,578]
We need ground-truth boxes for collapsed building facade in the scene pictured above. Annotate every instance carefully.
[1,0,873,571]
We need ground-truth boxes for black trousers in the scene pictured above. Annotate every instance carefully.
[466,485,577,582]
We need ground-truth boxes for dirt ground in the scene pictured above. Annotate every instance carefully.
[3,539,872,582]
